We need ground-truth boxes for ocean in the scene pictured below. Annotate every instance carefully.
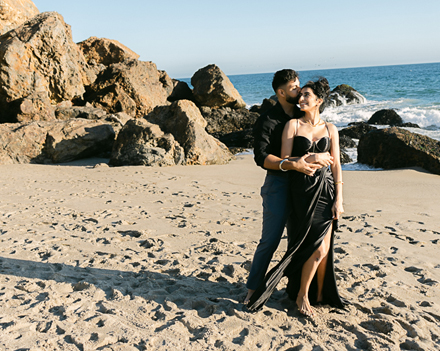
[182,62,440,170]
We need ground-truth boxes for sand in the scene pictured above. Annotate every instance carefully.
[0,154,439,350]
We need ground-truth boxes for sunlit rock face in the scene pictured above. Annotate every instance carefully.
[0,0,39,35]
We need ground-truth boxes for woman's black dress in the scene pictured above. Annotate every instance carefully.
[247,131,345,311]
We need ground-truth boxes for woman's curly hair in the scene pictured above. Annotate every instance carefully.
[302,77,330,113]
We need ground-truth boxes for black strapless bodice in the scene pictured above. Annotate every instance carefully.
[292,135,331,156]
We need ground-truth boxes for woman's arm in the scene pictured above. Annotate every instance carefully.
[328,123,344,219]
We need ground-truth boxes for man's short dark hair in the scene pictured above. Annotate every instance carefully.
[272,69,299,93]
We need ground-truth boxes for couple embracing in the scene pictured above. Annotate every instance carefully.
[245,69,346,317]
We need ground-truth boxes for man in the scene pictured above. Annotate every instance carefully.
[244,69,331,304]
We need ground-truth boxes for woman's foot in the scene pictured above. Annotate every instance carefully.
[296,294,314,317]
[243,289,255,305]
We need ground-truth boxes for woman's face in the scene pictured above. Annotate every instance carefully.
[298,87,322,112]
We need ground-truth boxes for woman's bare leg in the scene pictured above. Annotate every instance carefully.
[316,224,332,303]
[296,229,331,316]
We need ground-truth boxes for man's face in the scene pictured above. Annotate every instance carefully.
[281,78,301,105]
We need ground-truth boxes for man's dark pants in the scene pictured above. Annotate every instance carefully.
[246,173,290,290]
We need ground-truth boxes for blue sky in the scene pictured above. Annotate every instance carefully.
[32,0,440,79]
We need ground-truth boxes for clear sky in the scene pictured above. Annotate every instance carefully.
[32,0,440,79]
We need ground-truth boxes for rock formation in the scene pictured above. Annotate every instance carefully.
[146,100,233,165]
[191,64,246,109]
[78,36,140,67]
[110,118,185,167]
[0,119,117,164]
[0,12,95,122]
[327,84,366,107]
[84,59,170,118]
[358,127,440,175]
[0,0,39,35]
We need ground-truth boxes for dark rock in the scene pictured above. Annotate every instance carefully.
[339,135,356,149]
[84,59,169,118]
[358,127,440,174]
[399,122,420,128]
[167,80,194,103]
[219,128,254,148]
[339,122,377,139]
[146,100,233,165]
[249,98,277,115]
[201,107,259,139]
[0,11,95,123]
[368,109,403,125]
[110,118,185,167]
[191,64,246,109]
[9,91,55,122]
[326,84,366,107]
[340,150,352,164]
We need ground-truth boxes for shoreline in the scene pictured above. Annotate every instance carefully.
[1,155,439,350]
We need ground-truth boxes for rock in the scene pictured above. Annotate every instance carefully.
[9,91,55,122]
[0,0,39,35]
[0,119,117,164]
[339,122,377,140]
[167,80,194,103]
[358,127,440,175]
[103,112,132,127]
[201,107,259,139]
[368,109,403,125]
[219,128,254,148]
[44,119,116,163]
[158,70,174,96]
[249,98,277,115]
[55,105,107,120]
[84,59,169,118]
[0,122,48,164]
[191,64,246,109]
[339,135,357,149]
[400,122,420,128]
[109,118,185,167]
[327,84,366,107]
[0,12,95,122]
[340,150,352,164]
[77,36,140,66]
[146,100,233,165]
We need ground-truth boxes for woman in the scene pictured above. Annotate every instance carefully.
[247,77,345,316]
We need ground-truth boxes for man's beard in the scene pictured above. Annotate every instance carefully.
[285,95,299,105]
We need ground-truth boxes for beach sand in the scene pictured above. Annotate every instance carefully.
[0,154,439,350]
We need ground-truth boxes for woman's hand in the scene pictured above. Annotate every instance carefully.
[305,152,334,167]
[332,198,344,220]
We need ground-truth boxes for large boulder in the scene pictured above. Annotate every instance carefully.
[200,107,259,139]
[84,59,169,118]
[0,119,117,164]
[77,36,140,66]
[358,127,440,175]
[191,64,246,109]
[146,100,233,165]
[110,118,185,167]
[0,0,39,35]
[339,122,377,140]
[0,11,95,122]
[327,84,366,107]
[368,109,403,126]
